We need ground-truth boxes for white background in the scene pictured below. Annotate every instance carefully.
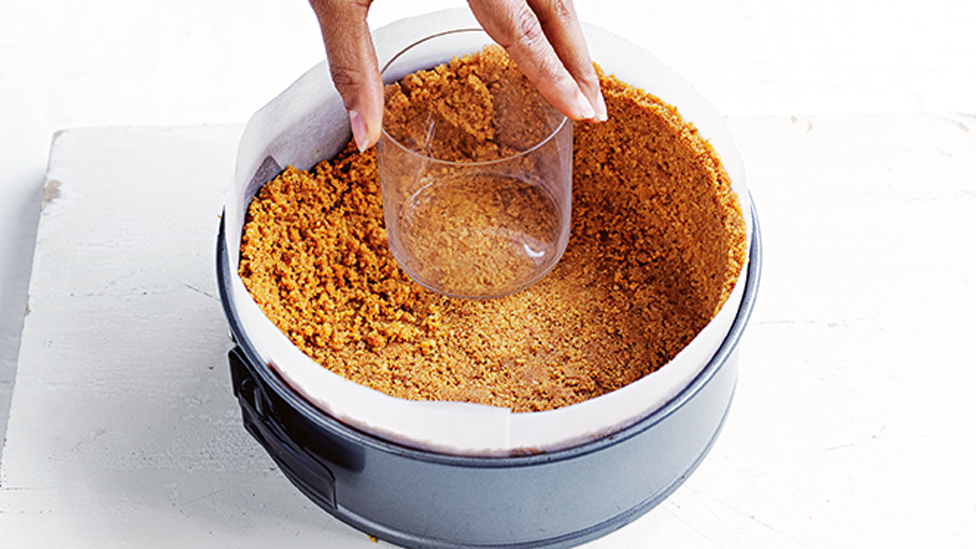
[2,0,975,540]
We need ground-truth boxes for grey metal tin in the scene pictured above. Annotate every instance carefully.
[216,201,761,548]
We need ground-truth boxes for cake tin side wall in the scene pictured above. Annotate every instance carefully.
[216,207,762,547]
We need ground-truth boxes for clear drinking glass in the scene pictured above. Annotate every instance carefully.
[377,29,573,299]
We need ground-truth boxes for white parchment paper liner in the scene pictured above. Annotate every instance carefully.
[224,9,752,456]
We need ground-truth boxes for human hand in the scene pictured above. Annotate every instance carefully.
[308,0,607,152]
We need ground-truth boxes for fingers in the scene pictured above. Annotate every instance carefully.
[309,0,383,151]
[308,0,605,153]
[527,0,606,121]
[467,0,606,122]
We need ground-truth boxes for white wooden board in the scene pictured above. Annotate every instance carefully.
[1,117,974,547]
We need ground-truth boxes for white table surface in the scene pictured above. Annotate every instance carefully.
[0,114,973,547]
[2,0,976,547]
[5,0,976,426]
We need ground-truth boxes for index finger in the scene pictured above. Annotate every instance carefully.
[309,0,384,151]
[527,0,606,121]
[468,0,607,122]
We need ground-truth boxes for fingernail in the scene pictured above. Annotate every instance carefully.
[575,89,596,121]
[349,109,369,152]
[594,91,608,122]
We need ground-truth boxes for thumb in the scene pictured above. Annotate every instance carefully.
[310,0,384,151]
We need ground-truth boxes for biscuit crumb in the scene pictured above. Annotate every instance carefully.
[239,48,746,412]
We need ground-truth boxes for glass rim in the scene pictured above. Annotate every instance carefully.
[378,28,570,167]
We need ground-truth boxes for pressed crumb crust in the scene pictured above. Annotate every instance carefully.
[238,49,747,413]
